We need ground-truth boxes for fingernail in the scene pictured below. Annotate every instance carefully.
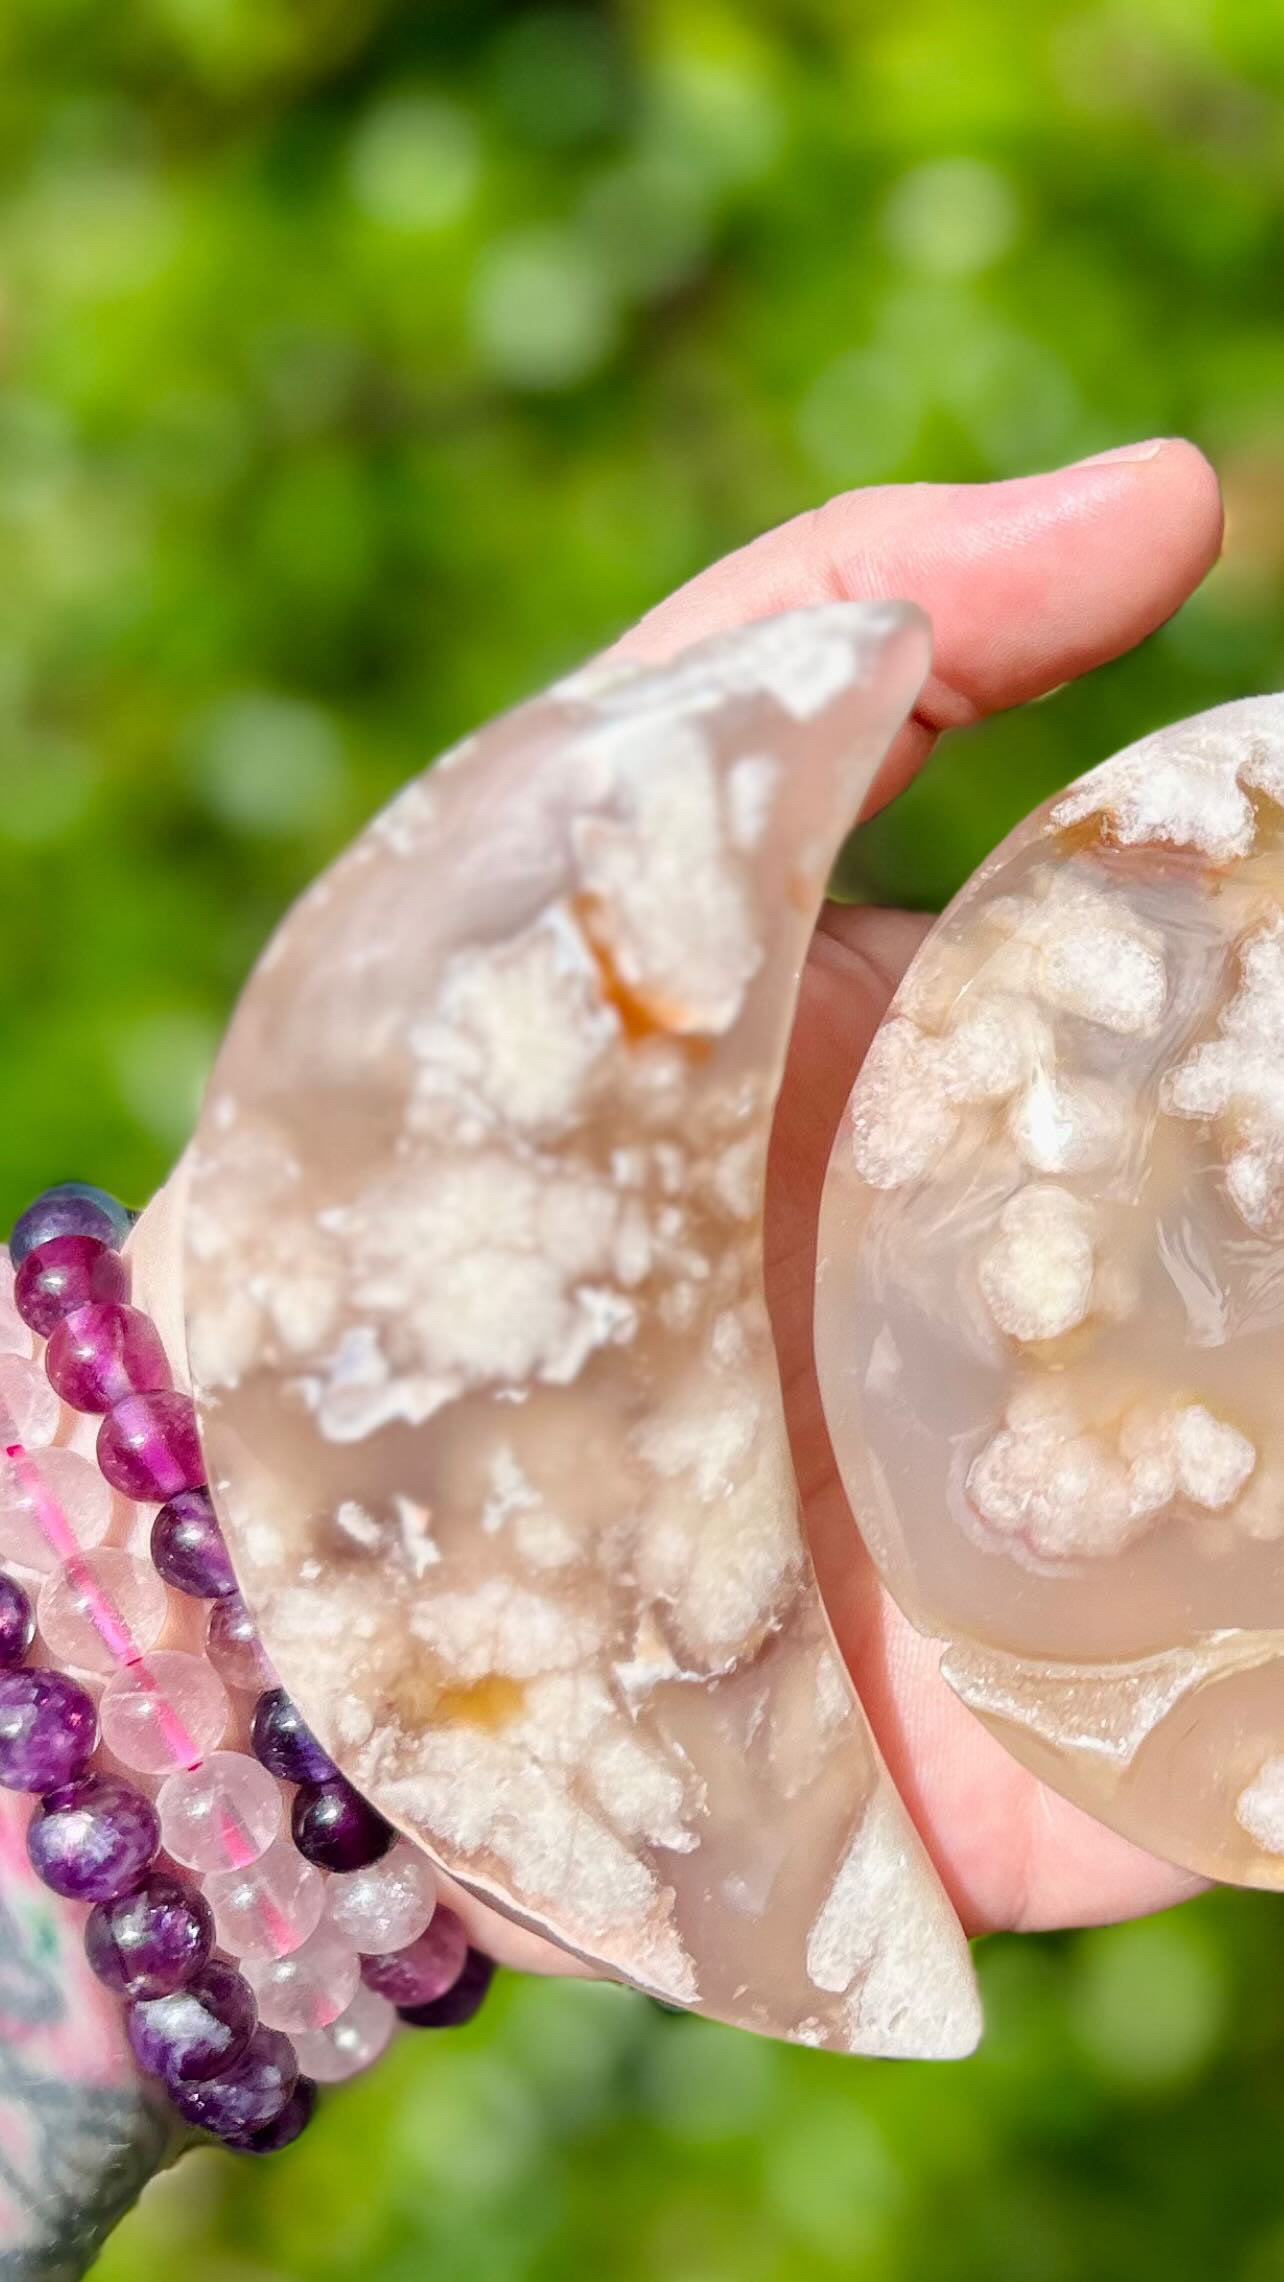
[1070,438,1167,468]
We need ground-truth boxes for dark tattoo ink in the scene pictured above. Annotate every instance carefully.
[0,1857,170,2280]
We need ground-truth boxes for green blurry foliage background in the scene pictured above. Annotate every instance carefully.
[1,1,1281,2274]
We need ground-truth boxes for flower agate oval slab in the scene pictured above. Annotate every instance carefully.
[817,693,1284,1889]
[183,602,981,2058]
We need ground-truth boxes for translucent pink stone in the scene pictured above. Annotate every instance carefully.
[179,607,989,2067]
[203,1836,326,1962]
[0,1267,34,1358]
[814,691,1284,1895]
[325,1840,437,1953]
[45,1303,171,1414]
[245,1922,361,2031]
[156,1751,283,1872]
[289,1982,395,2083]
[0,1448,112,1573]
[0,1356,60,1452]
[36,1551,167,1676]
[204,1593,275,1693]
[99,1652,229,1776]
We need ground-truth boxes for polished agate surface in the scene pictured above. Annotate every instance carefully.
[182,603,981,2058]
[818,694,1284,1888]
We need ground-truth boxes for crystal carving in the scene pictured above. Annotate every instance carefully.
[181,604,981,2058]
[818,694,1284,1889]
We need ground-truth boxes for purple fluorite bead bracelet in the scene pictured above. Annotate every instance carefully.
[0,1180,498,2155]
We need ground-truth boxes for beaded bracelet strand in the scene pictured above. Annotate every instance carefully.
[0,1181,496,2153]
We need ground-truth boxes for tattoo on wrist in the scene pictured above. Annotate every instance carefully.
[0,1805,170,2281]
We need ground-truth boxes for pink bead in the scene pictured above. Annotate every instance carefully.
[0,1448,112,1573]
[16,1239,128,1340]
[36,1550,167,1676]
[0,1356,60,1451]
[245,1923,361,2032]
[99,1651,229,1776]
[203,1837,326,1962]
[157,1751,283,1872]
[0,1267,34,1357]
[325,1840,437,1953]
[204,1594,275,1694]
[96,1391,204,1502]
[289,1983,395,2083]
[45,1304,171,1414]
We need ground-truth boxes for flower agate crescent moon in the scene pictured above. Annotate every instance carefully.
[818,693,1284,1890]
[182,601,982,2059]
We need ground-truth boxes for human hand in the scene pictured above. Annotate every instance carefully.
[0,442,1224,2279]
[616,437,1225,1938]
[130,440,1223,1982]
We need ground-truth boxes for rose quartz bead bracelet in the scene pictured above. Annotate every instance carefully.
[0,1181,495,2153]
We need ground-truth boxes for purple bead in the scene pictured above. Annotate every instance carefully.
[0,1667,97,1791]
[0,1576,34,1669]
[85,1870,214,1999]
[9,1184,132,1269]
[127,1958,256,2085]
[226,2075,317,2154]
[170,2026,299,2141]
[14,1237,128,1337]
[28,1775,159,1902]
[251,1688,335,1786]
[151,1489,236,1600]
[360,1908,468,2007]
[291,1777,393,1873]
[97,1391,204,1502]
[397,1949,495,2029]
[46,1304,171,1414]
